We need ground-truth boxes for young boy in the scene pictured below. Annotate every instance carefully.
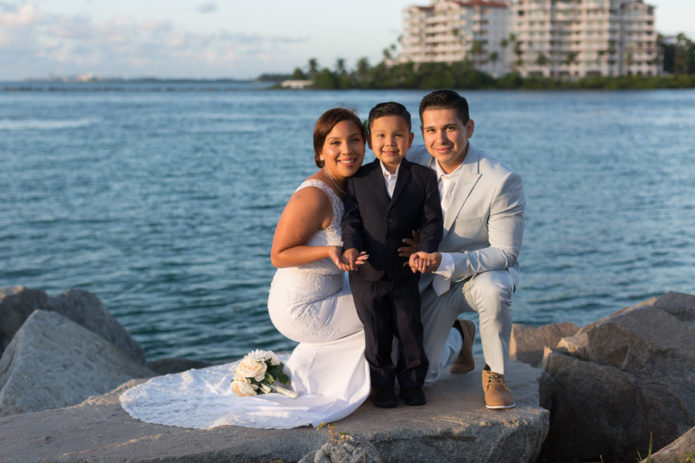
[341,102,442,408]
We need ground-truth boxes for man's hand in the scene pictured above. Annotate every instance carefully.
[398,231,420,265]
[409,251,442,274]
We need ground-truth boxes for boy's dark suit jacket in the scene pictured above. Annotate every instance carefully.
[342,158,443,281]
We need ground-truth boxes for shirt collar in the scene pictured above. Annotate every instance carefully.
[379,160,400,179]
[431,156,464,179]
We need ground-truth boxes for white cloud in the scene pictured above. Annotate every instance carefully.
[0,2,40,26]
[0,2,310,79]
[196,2,216,14]
[0,3,40,50]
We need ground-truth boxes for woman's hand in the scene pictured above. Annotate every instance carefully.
[328,246,348,271]
[409,251,441,274]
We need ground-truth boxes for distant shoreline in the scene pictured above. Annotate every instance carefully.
[0,79,271,93]
[3,73,695,91]
[271,68,695,91]
[12,77,255,83]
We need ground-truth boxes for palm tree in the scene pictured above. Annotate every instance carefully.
[626,52,635,68]
[307,58,319,79]
[334,57,350,88]
[675,32,693,74]
[471,40,486,67]
[563,51,579,66]
[514,56,524,70]
[356,57,370,75]
[499,37,510,72]
[382,43,398,65]
[509,34,523,71]
[291,67,306,80]
[487,51,499,75]
[335,58,346,75]
[355,57,371,86]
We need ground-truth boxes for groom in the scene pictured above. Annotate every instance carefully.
[405,89,525,409]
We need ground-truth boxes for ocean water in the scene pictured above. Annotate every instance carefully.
[2,81,694,362]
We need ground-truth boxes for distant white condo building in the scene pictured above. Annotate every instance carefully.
[398,0,658,78]
[399,0,513,77]
[512,0,658,78]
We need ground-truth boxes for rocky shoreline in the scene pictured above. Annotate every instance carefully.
[1,286,694,462]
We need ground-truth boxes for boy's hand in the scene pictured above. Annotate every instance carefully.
[354,250,369,268]
[409,251,441,274]
[398,231,420,265]
[342,248,368,272]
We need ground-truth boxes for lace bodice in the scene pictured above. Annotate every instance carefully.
[269,179,345,308]
[295,179,344,274]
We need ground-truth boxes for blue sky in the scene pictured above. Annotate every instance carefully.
[1,0,693,80]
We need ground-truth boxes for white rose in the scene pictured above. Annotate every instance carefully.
[268,352,281,366]
[235,358,267,382]
[246,349,272,363]
[231,379,257,397]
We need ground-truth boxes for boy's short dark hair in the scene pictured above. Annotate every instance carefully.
[368,101,412,132]
[419,90,470,125]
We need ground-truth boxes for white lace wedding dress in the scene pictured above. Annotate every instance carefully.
[119,180,369,429]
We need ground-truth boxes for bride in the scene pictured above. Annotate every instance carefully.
[120,108,370,429]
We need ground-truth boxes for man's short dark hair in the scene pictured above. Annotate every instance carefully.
[368,101,412,132]
[419,90,470,125]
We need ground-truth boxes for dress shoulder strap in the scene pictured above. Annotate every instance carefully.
[295,179,343,229]
[296,179,339,201]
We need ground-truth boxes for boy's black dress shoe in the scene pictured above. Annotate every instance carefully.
[370,388,398,408]
[399,387,426,406]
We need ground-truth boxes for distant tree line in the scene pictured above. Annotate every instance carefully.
[272,33,695,90]
[288,58,498,89]
[661,33,695,74]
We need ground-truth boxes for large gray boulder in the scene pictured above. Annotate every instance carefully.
[0,310,154,417]
[539,292,695,462]
[0,286,50,352]
[510,322,579,367]
[643,425,695,463]
[0,286,145,364]
[0,358,548,462]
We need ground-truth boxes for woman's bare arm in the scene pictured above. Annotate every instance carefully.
[270,186,337,268]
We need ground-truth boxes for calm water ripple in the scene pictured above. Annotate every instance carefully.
[2,82,694,361]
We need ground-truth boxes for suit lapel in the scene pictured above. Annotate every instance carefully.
[367,160,391,208]
[442,145,482,233]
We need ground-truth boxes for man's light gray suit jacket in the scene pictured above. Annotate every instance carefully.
[407,143,525,288]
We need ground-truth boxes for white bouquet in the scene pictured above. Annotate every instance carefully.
[231,349,298,398]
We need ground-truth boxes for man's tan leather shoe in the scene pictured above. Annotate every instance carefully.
[482,366,516,409]
[450,319,476,374]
